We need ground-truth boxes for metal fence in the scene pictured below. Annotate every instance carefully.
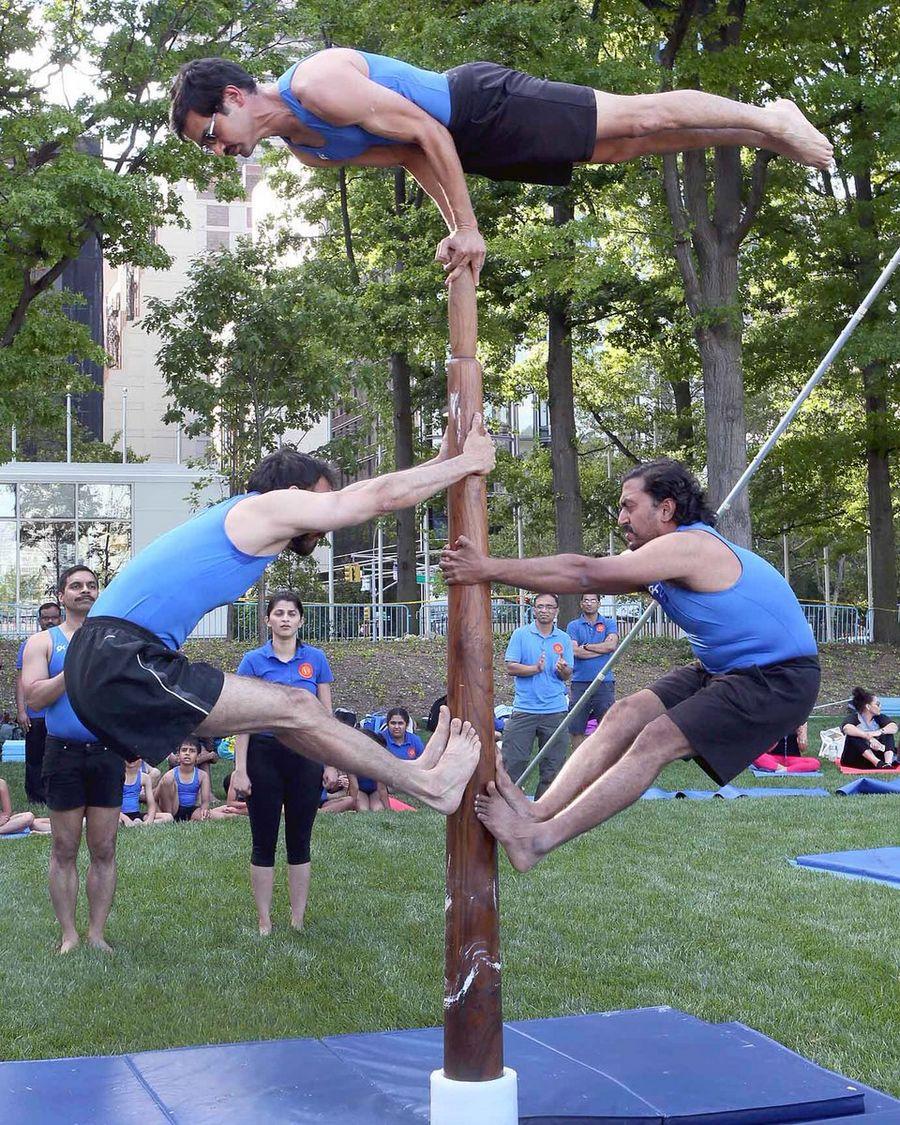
[0,598,877,646]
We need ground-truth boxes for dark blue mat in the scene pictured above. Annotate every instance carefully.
[2,1007,897,1124]
[836,777,900,796]
[793,846,900,889]
[749,765,823,778]
[643,785,829,800]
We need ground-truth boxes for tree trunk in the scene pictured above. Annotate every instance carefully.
[668,375,695,462]
[547,197,584,627]
[390,350,420,633]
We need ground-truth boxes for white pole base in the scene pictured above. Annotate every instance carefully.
[429,1067,518,1125]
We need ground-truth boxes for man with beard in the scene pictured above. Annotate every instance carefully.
[22,567,122,952]
[16,600,62,803]
[440,458,820,873]
[63,428,494,819]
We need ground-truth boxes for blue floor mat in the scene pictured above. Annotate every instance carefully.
[0,828,31,839]
[2,1006,897,1124]
[793,846,900,889]
[749,765,823,777]
[643,785,830,800]
[836,777,900,796]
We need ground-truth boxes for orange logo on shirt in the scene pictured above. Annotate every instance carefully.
[298,662,314,678]
[407,747,417,758]
[595,623,606,633]
[553,643,564,655]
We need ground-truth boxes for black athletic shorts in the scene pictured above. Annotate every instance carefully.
[446,62,596,185]
[43,736,126,812]
[122,809,144,822]
[65,616,225,768]
[649,656,821,786]
[173,805,197,823]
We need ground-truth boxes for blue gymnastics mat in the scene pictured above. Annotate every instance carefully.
[643,784,830,800]
[0,738,25,762]
[2,1006,898,1124]
[836,777,900,796]
[793,846,900,889]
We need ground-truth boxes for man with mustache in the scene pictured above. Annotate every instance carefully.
[21,566,122,953]
[440,458,819,872]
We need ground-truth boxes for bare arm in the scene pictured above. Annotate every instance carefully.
[317,682,333,713]
[440,533,697,595]
[505,660,540,677]
[226,418,494,556]
[15,667,31,732]
[198,772,211,815]
[22,633,66,711]
[143,774,158,821]
[232,734,251,795]
[0,779,11,821]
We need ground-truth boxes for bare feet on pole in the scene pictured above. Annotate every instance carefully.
[417,704,452,769]
[765,100,832,167]
[494,759,540,821]
[474,781,546,873]
[411,713,481,815]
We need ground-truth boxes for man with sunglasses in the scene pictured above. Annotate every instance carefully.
[170,50,832,286]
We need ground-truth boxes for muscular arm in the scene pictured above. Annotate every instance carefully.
[226,421,493,556]
[441,533,698,595]
[15,669,30,731]
[143,775,158,821]
[505,661,538,677]
[22,633,66,712]
[317,682,333,713]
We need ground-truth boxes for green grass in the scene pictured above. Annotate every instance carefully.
[1,730,898,1101]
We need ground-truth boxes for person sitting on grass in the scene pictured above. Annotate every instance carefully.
[156,737,212,822]
[840,689,898,770]
[318,768,357,814]
[0,776,51,835]
[207,770,249,818]
[119,758,172,827]
[381,708,425,760]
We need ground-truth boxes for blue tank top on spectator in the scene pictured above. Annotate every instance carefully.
[45,627,98,742]
[277,51,451,161]
[505,624,575,714]
[16,639,45,718]
[174,767,201,809]
[381,729,425,760]
[566,614,618,683]
[89,494,277,651]
[121,765,143,813]
[647,523,817,674]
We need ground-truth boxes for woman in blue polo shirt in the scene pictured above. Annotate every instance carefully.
[381,708,425,761]
[231,591,334,935]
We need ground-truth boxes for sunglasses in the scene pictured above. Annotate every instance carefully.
[199,112,217,150]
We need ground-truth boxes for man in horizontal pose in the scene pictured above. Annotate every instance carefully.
[62,422,495,818]
[440,458,820,871]
[170,50,832,283]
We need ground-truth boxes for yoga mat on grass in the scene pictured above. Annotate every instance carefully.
[793,847,900,889]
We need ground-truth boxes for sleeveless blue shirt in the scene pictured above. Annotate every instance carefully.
[121,764,143,813]
[647,523,817,674]
[46,626,98,742]
[278,50,451,161]
[174,766,201,809]
[90,494,277,651]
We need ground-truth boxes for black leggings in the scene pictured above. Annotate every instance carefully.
[246,736,323,867]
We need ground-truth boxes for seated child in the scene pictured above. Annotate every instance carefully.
[318,767,357,814]
[208,770,250,818]
[120,758,172,826]
[0,777,51,834]
[156,737,212,822]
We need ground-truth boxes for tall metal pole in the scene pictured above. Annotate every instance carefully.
[782,534,790,583]
[422,507,432,638]
[441,269,503,1087]
[866,532,874,642]
[823,546,833,643]
[11,426,17,462]
[327,532,335,641]
[121,388,128,464]
[65,394,73,463]
[511,404,526,628]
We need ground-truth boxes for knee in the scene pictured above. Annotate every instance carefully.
[22,811,35,828]
[51,839,79,865]
[88,837,117,865]
[251,848,276,867]
[630,716,686,765]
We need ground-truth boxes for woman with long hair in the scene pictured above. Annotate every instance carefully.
[840,688,897,770]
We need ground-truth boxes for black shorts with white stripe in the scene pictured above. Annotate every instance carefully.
[65,615,225,766]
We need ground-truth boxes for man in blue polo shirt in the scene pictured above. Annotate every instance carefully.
[566,593,619,751]
[15,601,61,803]
[502,593,574,798]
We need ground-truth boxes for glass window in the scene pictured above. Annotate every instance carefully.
[78,520,131,586]
[0,521,16,603]
[78,484,131,520]
[19,482,76,519]
[19,521,76,601]
[207,230,229,251]
[207,204,229,227]
[0,483,14,518]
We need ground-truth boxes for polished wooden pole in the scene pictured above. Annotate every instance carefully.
[443,268,503,1081]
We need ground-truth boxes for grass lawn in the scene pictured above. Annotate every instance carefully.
[0,719,898,1101]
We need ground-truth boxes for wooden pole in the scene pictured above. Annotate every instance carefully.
[443,269,503,1082]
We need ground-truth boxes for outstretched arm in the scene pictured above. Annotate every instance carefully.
[440,533,696,594]
[227,417,494,556]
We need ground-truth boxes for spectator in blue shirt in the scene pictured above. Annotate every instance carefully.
[231,591,334,935]
[566,593,619,750]
[502,594,574,798]
[381,708,425,760]
[15,601,61,803]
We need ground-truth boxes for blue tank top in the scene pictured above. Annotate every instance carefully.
[90,495,277,650]
[278,50,451,161]
[647,523,817,674]
[121,764,143,813]
[45,626,98,742]
[174,766,201,809]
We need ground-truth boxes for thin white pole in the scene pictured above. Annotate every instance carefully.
[782,534,790,583]
[512,403,526,628]
[327,532,335,641]
[65,394,72,463]
[422,507,432,638]
[376,441,384,640]
[823,546,833,643]
[516,244,900,787]
[175,424,182,465]
[121,388,128,464]
[10,426,16,462]
[866,532,874,642]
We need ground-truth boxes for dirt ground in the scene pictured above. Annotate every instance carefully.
[4,636,893,724]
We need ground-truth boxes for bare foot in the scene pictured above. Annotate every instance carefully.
[416,705,451,770]
[766,99,832,168]
[258,918,272,936]
[494,760,539,820]
[58,933,80,954]
[415,718,480,815]
[474,781,545,872]
[86,935,113,953]
[290,918,304,931]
